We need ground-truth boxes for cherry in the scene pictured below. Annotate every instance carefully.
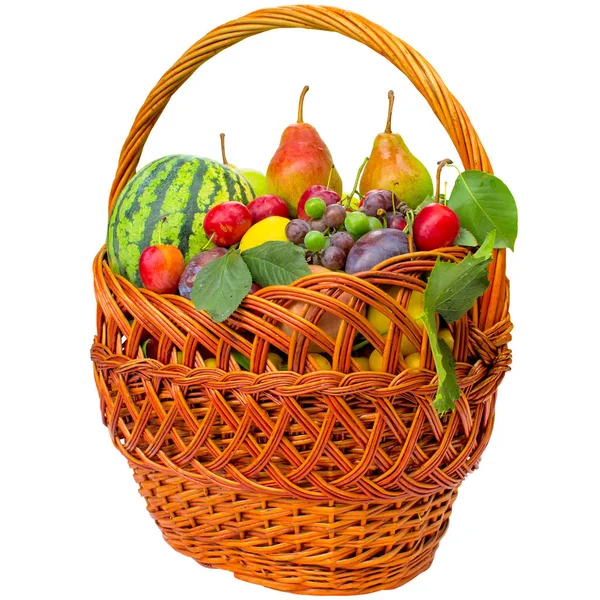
[386,213,406,231]
[247,194,289,224]
[203,201,252,246]
[139,244,185,294]
[413,203,460,251]
[297,185,341,221]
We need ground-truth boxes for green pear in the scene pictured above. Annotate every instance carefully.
[359,91,433,209]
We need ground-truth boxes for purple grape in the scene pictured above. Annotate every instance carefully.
[310,218,327,232]
[345,229,410,274]
[286,219,310,244]
[323,203,347,229]
[330,231,354,254]
[321,246,346,270]
[363,190,393,216]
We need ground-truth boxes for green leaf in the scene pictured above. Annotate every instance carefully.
[190,249,252,322]
[422,231,496,414]
[425,231,495,324]
[431,337,461,414]
[414,196,433,213]
[231,350,251,370]
[448,170,518,250]
[242,241,311,287]
[454,227,478,247]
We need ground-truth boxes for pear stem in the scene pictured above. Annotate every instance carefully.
[298,85,309,123]
[385,90,395,134]
[220,133,229,165]
[435,159,453,203]
[346,156,369,207]
[326,164,334,190]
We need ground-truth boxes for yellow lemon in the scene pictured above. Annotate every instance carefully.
[439,328,454,351]
[353,356,371,371]
[404,352,421,370]
[204,357,217,368]
[239,216,290,252]
[309,353,332,370]
[368,349,383,371]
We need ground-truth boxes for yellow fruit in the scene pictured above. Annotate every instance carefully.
[367,305,391,334]
[401,336,419,357]
[354,356,371,371]
[268,352,284,370]
[309,353,332,370]
[176,350,183,363]
[404,352,421,370]
[439,328,454,351]
[367,288,424,345]
[366,286,399,334]
[204,357,217,368]
[407,291,425,329]
[368,349,383,371]
[239,215,290,252]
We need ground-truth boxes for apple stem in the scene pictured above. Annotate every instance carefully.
[220,133,229,165]
[346,156,369,208]
[435,159,453,203]
[158,216,166,245]
[201,232,216,251]
[385,90,395,134]
[298,85,309,123]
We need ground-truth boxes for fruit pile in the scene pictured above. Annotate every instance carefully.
[106,84,517,413]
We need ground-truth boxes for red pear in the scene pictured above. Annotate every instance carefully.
[266,86,342,217]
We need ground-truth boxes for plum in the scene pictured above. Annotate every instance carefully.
[345,228,410,274]
[178,247,227,299]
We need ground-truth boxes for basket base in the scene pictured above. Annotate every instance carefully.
[133,465,457,596]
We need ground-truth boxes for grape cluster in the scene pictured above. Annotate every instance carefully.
[285,189,408,271]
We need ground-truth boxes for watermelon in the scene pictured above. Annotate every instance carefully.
[107,155,254,287]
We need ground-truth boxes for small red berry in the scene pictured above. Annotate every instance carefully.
[413,204,460,251]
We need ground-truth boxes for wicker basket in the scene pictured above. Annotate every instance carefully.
[91,5,512,595]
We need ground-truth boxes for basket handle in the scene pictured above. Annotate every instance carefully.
[108,5,506,327]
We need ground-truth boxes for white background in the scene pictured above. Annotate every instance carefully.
[2,0,599,598]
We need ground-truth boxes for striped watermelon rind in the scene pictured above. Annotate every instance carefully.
[107,155,255,287]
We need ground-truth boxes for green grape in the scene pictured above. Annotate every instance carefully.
[367,216,383,230]
[305,230,326,252]
[305,197,326,219]
[344,211,370,237]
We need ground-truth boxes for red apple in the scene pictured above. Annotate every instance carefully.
[139,245,185,294]
[203,201,252,246]
[247,194,289,223]
[297,185,341,221]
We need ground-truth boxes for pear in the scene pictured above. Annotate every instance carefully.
[219,133,266,197]
[266,86,342,217]
[359,91,433,209]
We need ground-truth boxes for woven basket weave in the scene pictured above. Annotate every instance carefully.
[91,5,512,595]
